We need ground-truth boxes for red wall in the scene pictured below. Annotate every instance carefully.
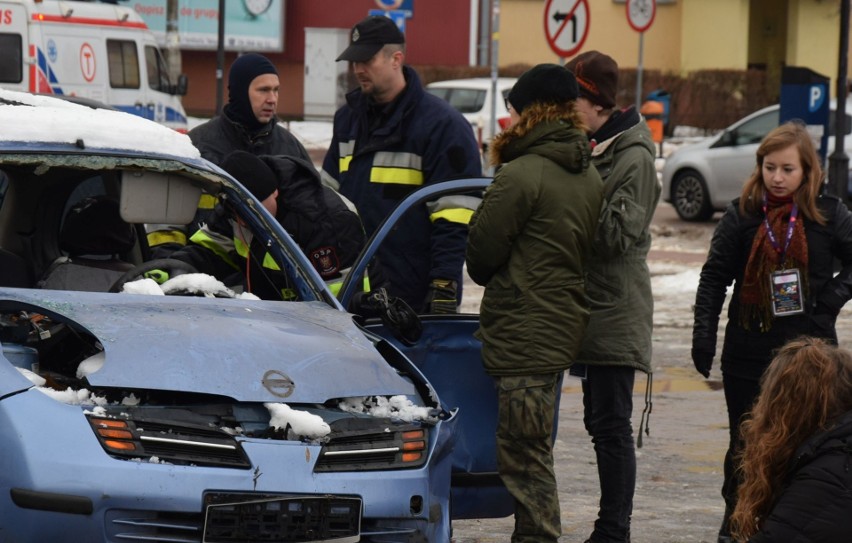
[182,0,474,117]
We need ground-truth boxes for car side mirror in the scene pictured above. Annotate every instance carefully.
[718,130,736,147]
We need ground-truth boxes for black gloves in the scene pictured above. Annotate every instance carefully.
[692,348,713,378]
[810,303,839,345]
[425,278,458,314]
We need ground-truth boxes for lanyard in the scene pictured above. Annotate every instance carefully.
[761,193,798,263]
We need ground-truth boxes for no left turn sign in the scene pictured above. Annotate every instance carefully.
[543,0,590,58]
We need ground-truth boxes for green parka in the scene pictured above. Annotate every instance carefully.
[466,117,604,376]
[575,110,661,373]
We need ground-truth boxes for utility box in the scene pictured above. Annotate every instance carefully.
[304,27,350,120]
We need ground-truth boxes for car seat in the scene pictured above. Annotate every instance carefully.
[0,248,30,288]
[38,196,136,292]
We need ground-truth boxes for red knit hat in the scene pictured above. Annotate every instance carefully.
[565,51,619,109]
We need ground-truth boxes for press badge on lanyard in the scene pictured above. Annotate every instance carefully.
[763,195,804,316]
[770,268,804,316]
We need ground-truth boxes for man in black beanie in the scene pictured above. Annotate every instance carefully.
[188,53,311,165]
[148,53,320,260]
[169,149,367,299]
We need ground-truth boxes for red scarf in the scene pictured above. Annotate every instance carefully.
[739,193,809,331]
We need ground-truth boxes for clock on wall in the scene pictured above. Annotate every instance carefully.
[243,0,273,18]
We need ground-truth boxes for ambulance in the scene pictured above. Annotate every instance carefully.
[0,0,188,132]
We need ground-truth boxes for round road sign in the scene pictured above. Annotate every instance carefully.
[627,0,656,33]
[543,0,590,59]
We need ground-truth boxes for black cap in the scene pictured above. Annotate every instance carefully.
[336,16,405,62]
[220,151,279,202]
[507,64,580,115]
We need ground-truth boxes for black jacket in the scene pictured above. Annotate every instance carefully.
[188,113,312,165]
[750,410,852,542]
[693,195,852,380]
[322,66,482,310]
[171,156,365,299]
[264,155,364,280]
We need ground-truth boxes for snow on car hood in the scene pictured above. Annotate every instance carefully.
[3,289,417,403]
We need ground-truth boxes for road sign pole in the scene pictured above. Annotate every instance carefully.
[635,31,644,110]
[487,0,501,176]
[830,0,850,202]
[626,0,655,112]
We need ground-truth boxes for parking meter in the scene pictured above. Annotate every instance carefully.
[779,66,830,161]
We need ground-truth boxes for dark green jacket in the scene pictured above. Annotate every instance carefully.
[466,119,603,376]
[575,113,660,373]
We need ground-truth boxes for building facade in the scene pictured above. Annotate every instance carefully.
[169,0,851,117]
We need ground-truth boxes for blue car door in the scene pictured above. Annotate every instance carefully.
[338,178,515,519]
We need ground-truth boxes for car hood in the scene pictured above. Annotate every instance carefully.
[667,136,716,160]
[1,289,417,403]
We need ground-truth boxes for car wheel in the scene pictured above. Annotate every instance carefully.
[671,169,714,221]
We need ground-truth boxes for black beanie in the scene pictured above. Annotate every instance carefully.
[507,64,579,115]
[220,150,279,202]
[224,53,278,130]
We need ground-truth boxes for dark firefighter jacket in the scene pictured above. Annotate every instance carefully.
[321,65,482,311]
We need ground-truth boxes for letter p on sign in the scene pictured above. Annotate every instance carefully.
[809,85,825,112]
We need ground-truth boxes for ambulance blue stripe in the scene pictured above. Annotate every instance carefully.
[114,106,156,120]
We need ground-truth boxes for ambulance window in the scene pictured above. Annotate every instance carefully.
[145,46,170,92]
[0,34,22,83]
[107,40,140,89]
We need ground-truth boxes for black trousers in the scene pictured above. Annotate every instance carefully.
[719,373,761,536]
[582,365,636,543]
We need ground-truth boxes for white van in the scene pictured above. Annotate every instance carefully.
[0,0,188,132]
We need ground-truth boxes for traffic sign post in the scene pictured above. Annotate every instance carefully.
[627,0,656,33]
[627,0,656,110]
[543,0,589,61]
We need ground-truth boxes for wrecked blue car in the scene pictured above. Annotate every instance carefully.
[0,90,512,542]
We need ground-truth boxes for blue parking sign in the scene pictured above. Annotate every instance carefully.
[780,66,830,161]
[368,9,408,32]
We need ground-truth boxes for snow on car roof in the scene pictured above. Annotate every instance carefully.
[426,77,517,88]
[0,88,200,160]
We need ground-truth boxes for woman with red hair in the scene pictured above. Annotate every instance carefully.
[730,337,852,541]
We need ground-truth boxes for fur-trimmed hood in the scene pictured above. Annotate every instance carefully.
[490,105,591,174]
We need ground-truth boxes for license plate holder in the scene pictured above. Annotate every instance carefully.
[202,492,361,543]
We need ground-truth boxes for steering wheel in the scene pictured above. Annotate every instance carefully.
[109,258,199,293]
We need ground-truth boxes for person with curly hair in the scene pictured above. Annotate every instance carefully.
[730,336,852,541]
[466,64,603,543]
[691,121,852,542]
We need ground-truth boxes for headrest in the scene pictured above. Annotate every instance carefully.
[61,196,136,256]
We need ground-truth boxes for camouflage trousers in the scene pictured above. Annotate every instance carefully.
[495,373,561,543]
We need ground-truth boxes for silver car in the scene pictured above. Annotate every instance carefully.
[662,103,852,221]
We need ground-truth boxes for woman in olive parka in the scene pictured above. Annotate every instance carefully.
[466,64,604,543]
